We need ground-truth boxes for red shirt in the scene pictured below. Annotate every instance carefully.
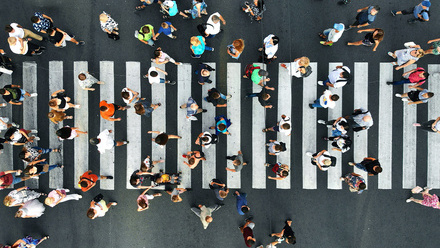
[0,171,14,189]
[408,67,426,85]
[242,227,254,247]
[79,171,98,192]
[100,100,115,120]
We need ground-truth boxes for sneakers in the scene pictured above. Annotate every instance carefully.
[202,109,207,113]
[34,136,41,141]
[211,47,215,52]
[317,81,324,86]
[388,52,396,59]
[11,122,19,128]
[30,93,38,97]
[30,129,38,133]
[143,74,148,79]
[391,10,397,16]
[77,41,85,46]
[424,187,432,191]
[317,119,326,125]
[386,82,393,85]
[406,198,412,203]
[0,103,7,107]
[395,93,402,97]
[401,98,409,102]
[74,104,81,109]
[277,237,285,243]
[348,162,355,166]
[413,123,421,127]
[340,177,345,181]
[264,163,270,167]
[226,94,232,99]
[168,81,176,85]
[106,176,114,179]
[305,152,313,157]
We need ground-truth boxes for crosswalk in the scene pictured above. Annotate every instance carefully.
[1,61,440,191]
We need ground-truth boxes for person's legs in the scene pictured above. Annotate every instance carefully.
[226,155,237,161]
[322,28,331,37]
[11,174,24,184]
[347,40,363,46]
[60,194,82,203]
[312,99,323,108]
[204,46,214,51]
[400,7,415,15]
[246,93,259,98]
[419,120,435,132]
[159,78,165,83]
[191,207,202,217]
[354,163,368,172]
[392,79,411,85]
[23,29,43,41]
[115,140,128,146]
[323,78,331,87]
[33,147,53,154]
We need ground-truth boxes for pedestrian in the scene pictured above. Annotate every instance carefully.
[78,170,113,192]
[259,34,279,64]
[5,23,43,41]
[184,0,208,19]
[151,47,181,65]
[234,191,250,215]
[137,24,155,47]
[11,236,49,248]
[348,108,373,132]
[413,116,440,134]
[245,86,275,109]
[202,12,226,38]
[266,140,287,156]
[190,204,221,229]
[150,170,182,186]
[406,186,440,209]
[130,170,154,189]
[209,179,229,201]
[318,117,349,137]
[190,36,214,58]
[136,0,162,10]
[395,87,434,105]
[305,150,337,171]
[4,127,38,146]
[262,115,291,136]
[319,23,345,46]
[3,186,43,207]
[347,28,384,52]
[265,162,289,180]
[140,156,164,173]
[195,131,218,148]
[317,65,351,89]
[341,173,366,194]
[195,63,215,85]
[309,89,339,109]
[99,100,129,121]
[239,218,256,247]
[153,22,177,40]
[0,48,13,76]
[180,97,206,120]
[270,219,297,245]
[22,160,63,179]
[0,169,26,190]
[243,63,270,87]
[242,0,266,22]
[46,28,85,47]
[349,157,382,176]
[166,188,188,203]
[227,39,245,59]
[19,143,60,163]
[44,189,82,207]
[0,117,18,132]
[47,110,73,124]
[387,67,428,87]
[31,12,54,33]
[134,98,160,117]
[99,12,119,40]
[143,66,176,85]
[426,38,440,55]
[148,131,181,148]
[121,88,139,104]
[391,0,430,23]
[78,71,105,91]
[137,186,162,212]
[388,44,425,70]
[348,5,380,29]
[90,129,128,154]
[7,37,44,56]
[15,199,45,218]
[182,150,206,169]
[204,88,230,107]
[160,0,189,19]
[209,115,232,135]
[225,150,247,172]
[56,126,87,140]
[324,135,352,153]
[87,194,117,219]
[49,89,80,112]
[282,56,312,78]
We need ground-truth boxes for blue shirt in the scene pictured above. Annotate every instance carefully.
[191,36,206,55]
[186,97,197,117]
[413,3,429,20]
[236,193,247,215]
[32,12,52,32]
[357,6,376,24]
[158,22,172,35]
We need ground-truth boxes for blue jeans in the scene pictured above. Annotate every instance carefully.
[204,93,226,102]
[19,89,26,101]
[323,78,330,86]
[323,28,332,37]
[392,79,411,85]
[246,93,259,98]
[11,174,24,184]
[32,147,52,154]
[312,99,323,108]
[355,163,367,172]
[38,163,60,175]
[159,78,165,83]
[206,34,216,39]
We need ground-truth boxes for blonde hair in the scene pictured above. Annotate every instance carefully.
[3,196,13,206]
[190,36,201,46]
[161,22,169,29]
[299,57,310,67]
[416,49,425,58]
[233,39,245,53]
[323,159,331,166]
[7,37,17,46]
[99,13,108,22]
[44,197,54,206]
[219,190,228,198]
[15,210,23,218]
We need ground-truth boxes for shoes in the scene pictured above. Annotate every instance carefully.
[413,123,421,127]
[322,137,329,141]
[34,136,41,141]
[77,41,85,46]
[406,198,412,203]
[30,129,38,133]
[401,98,409,102]
[391,10,397,16]
[424,187,432,191]
[168,81,176,85]
[226,94,232,99]
[386,82,393,85]
[106,176,114,179]
[340,177,345,181]
[309,104,314,109]
[123,140,129,145]
[388,52,395,59]
[277,237,285,243]
[74,104,81,109]
[143,74,148,79]
[202,109,207,113]
[30,93,38,97]
[171,36,177,39]
[11,122,19,128]
[317,81,324,86]
[395,93,402,97]
[305,152,313,157]
[264,163,270,167]
[317,119,326,125]
[348,162,355,166]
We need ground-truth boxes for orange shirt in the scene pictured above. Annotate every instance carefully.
[79,171,99,192]
[99,100,115,120]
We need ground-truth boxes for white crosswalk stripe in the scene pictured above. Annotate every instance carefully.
[4,60,440,191]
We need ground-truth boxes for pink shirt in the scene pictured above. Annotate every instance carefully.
[408,67,426,85]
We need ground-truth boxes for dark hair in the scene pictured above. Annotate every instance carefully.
[89,138,100,145]
[373,5,380,11]
[87,209,95,219]
[272,36,279,45]
[261,93,270,101]
[138,198,148,209]
[211,92,220,99]
[258,69,269,77]
[424,72,430,78]
[241,206,249,213]
[287,236,296,244]
[342,71,351,80]
[281,170,289,177]
[153,49,161,58]
[56,127,72,139]
[359,183,366,190]
[121,91,130,99]
[4,25,12,33]
[134,103,145,115]
[427,92,435,98]
[100,105,108,112]
[46,28,55,34]
[188,158,195,165]
[374,166,383,173]
[246,240,255,246]
[155,133,169,145]
[78,73,86,80]
[23,165,34,176]
[150,71,158,77]
[31,16,39,23]
[330,94,340,101]
[373,29,385,42]
[340,121,349,131]
[0,89,6,95]
[130,177,138,186]
[141,26,150,34]
[80,181,88,188]
[201,137,209,142]
[18,151,29,162]
[275,144,282,151]
[218,123,226,131]
[282,123,290,130]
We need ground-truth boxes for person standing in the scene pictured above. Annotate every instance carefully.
[347,28,384,52]
[270,219,297,245]
[305,150,336,171]
[348,157,382,176]
[99,100,129,121]
[391,0,430,23]
[195,63,215,85]
[227,39,245,59]
[234,191,250,215]
[148,131,181,148]
[166,188,188,203]
[262,115,291,136]
[395,87,434,105]
[259,34,279,64]
[3,186,43,207]
[191,204,221,229]
[406,187,440,209]
[137,24,155,47]
[413,116,440,134]
[78,170,113,192]
[266,140,287,156]
[87,194,117,219]
[184,0,208,19]
[153,22,177,40]
[240,218,256,247]
[134,98,160,117]
[89,129,128,154]
[209,178,229,201]
[5,23,43,41]
[195,131,218,148]
[99,12,119,40]
[348,108,373,132]
[388,44,425,70]
[49,89,80,112]
[182,150,206,169]
[203,12,226,38]
[78,72,105,91]
[319,23,345,46]
[317,65,351,89]
[324,135,352,153]
[348,5,380,29]
[180,97,206,120]
[31,12,54,33]
[3,127,38,146]
[242,0,266,22]
[15,199,45,218]
[56,126,87,140]
[209,115,231,135]
[44,189,82,207]
[11,235,49,247]
[244,63,270,87]
[309,90,339,109]
[22,160,63,179]
[387,67,428,87]
[137,186,162,211]
[341,173,366,194]
[151,47,181,66]
[19,143,60,163]
[204,88,230,107]
[282,56,312,78]
[225,150,247,172]
[121,88,139,104]
[317,117,349,137]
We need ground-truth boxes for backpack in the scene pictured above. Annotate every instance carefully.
[279,142,287,151]
[244,64,260,78]
[419,9,430,21]
[197,23,213,36]
[301,65,312,77]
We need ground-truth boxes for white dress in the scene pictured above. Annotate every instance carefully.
[20,199,45,218]
[6,189,42,206]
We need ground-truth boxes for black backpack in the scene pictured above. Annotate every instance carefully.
[419,9,430,21]
[301,65,312,77]
[197,23,213,36]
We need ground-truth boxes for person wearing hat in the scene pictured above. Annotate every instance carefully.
[391,0,430,23]
[89,129,128,154]
[319,23,345,46]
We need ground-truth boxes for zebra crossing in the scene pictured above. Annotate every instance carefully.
[1,61,440,191]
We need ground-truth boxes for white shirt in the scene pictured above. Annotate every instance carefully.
[316,151,331,171]
[9,38,27,55]
[289,61,302,78]
[8,23,25,38]
[96,129,114,154]
[205,12,221,35]
[328,66,350,88]
[121,88,134,104]
[148,67,161,84]
[263,34,278,59]
[319,90,336,109]
[0,117,10,131]
[327,29,343,43]
[279,116,291,136]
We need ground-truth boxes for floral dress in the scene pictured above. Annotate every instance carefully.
[7,189,42,206]
[100,12,118,33]
[422,194,440,209]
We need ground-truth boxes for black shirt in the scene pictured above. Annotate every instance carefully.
[130,170,146,187]
[197,63,214,84]
[364,32,375,43]
[206,88,225,107]
[283,223,296,244]
[51,93,67,109]
[361,159,380,175]
[49,30,64,44]
[2,85,22,103]
[257,88,271,107]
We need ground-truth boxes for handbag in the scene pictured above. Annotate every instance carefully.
[108,32,120,40]
[93,193,104,203]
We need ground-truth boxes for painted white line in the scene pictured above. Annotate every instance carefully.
[427,64,440,188]
[202,63,216,189]
[227,63,241,189]
[252,63,266,189]
[0,73,13,179]
[151,62,166,172]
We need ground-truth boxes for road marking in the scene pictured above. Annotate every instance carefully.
[427,64,440,188]
[227,63,241,189]
[0,72,13,182]
[151,62,166,173]
[252,63,266,189]
[202,63,216,189]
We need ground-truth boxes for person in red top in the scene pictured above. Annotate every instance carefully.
[387,67,429,87]
[78,170,113,192]
[240,218,256,247]
[99,100,129,121]
[0,169,25,190]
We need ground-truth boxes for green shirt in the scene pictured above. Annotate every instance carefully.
[251,64,262,85]
[138,24,154,41]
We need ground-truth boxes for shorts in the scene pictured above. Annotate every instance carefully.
[59,33,72,47]
[407,91,420,102]
[19,89,26,101]
[432,41,440,55]
[143,0,158,6]
[12,174,24,185]
[247,222,255,229]
[272,125,280,132]
[99,200,109,212]
[271,163,280,173]
[362,39,374,46]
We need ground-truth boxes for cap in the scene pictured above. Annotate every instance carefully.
[422,1,431,7]
[333,23,345,32]
[163,0,174,7]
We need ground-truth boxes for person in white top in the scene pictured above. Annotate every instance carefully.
[77,71,104,91]
[5,23,43,41]
[143,66,176,85]
[87,198,117,219]
[281,57,311,78]
[204,12,226,38]
[306,150,336,171]
[44,188,82,207]
[89,129,128,154]
[121,88,139,104]
[309,90,339,109]
[319,23,344,46]
[318,65,351,89]
[262,115,291,136]
[7,37,44,56]
[258,34,279,62]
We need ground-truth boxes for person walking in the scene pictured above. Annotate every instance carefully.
[148,131,181,148]
[406,186,440,209]
[324,135,352,153]
[195,63,215,85]
[11,235,49,247]
[15,199,45,218]
[387,67,428,87]
[86,194,117,219]
[265,162,289,180]
[22,160,63,179]
[190,36,214,58]
[166,188,188,203]
[191,204,221,229]
[137,186,162,211]
[262,115,291,136]
[317,65,352,89]
[3,186,43,207]
[56,126,87,140]
[202,12,226,38]
[140,156,164,173]
[144,66,176,85]
[182,150,206,169]
[44,189,82,207]
[282,56,312,78]
[0,117,18,132]
[319,23,345,46]
[305,150,336,171]
[266,140,287,156]
[348,5,380,29]
[242,0,266,22]
[134,98,160,117]
[426,37,440,55]
[227,39,245,59]
[240,218,256,247]
[153,22,177,40]
[234,191,250,215]
[347,28,384,52]
[47,110,73,124]
[160,0,189,19]
[243,63,270,87]
[347,108,373,132]
[318,117,349,137]
[151,47,181,65]
[78,72,105,91]
[99,100,129,121]
[0,84,37,105]
[137,24,155,46]
[209,115,232,135]
[47,28,85,47]
[259,34,279,64]
[5,23,43,41]
[388,44,425,70]
[270,219,297,245]
[413,116,440,134]
[209,178,229,201]
[180,97,206,120]
[0,170,26,190]
[4,127,39,146]
[341,173,366,194]
[225,150,247,172]
[395,87,434,105]
[31,12,54,33]
[309,89,339,109]
[245,86,275,109]
[49,89,80,112]
[348,157,382,176]
[195,131,218,148]
[184,0,208,19]
[391,0,430,23]
[121,88,139,104]
[90,129,128,154]
[78,170,113,192]
[204,88,230,107]
[99,12,119,40]
[19,143,60,163]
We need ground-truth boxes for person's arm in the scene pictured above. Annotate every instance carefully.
[357,23,370,28]
[210,181,226,187]
[264,85,275,90]
[225,167,237,172]
[9,100,22,105]
[140,187,151,196]
[395,60,415,70]
[3,170,22,174]
[264,105,273,109]
[219,14,226,25]
[155,67,168,75]
[357,6,369,12]
[428,38,440,44]
[196,4,202,17]
[153,32,160,40]
[268,176,283,180]
[333,117,342,126]
[190,46,196,55]
[16,186,28,192]
[51,89,65,96]
[313,150,326,159]
[226,48,236,57]
[372,39,381,52]
[408,100,424,105]
[54,190,66,205]
[432,117,440,128]
[358,28,374,33]
[42,14,53,22]
[147,131,161,134]
[19,129,31,141]
[19,39,26,54]
[402,69,416,77]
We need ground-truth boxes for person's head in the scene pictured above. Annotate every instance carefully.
[422,1,431,8]
[190,103,199,110]
[78,73,86,81]
[3,196,14,207]
[333,23,345,33]
[330,94,340,101]
[201,136,209,143]
[121,91,130,100]
[340,121,349,131]
[374,166,383,173]
[46,28,55,35]
[190,36,201,46]
[218,123,227,132]
[271,36,279,45]
[211,15,220,23]
[416,49,425,58]
[18,151,30,162]
[0,89,5,95]
[261,93,270,101]
[233,39,245,53]
[323,159,332,166]
[219,190,228,198]
[14,210,23,218]
[299,57,310,67]
[80,180,88,188]
[89,137,101,146]
[138,198,148,210]
[341,70,351,80]
[362,115,372,122]
[371,5,380,15]
[373,29,384,42]
[56,127,72,139]
[44,197,55,206]
[423,72,430,79]
[258,69,269,77]
[4,25,13,33]
[155,133,169,145]
[47,112,55,119]
[188,157,195,165]
[281,170,289,177]
[141,25,150,34]
[48,99,58,107]
[241,205,250,213]
[358,183,366,190]
[246,238,256,246]
[31,16,40,23]
[233,159,241,166]
[153,47,162,58]
[24,165,37,176]
[100,105,108,112]
[281,123,290,130]
[274,144,283,151]
[87,208,96,219]
[425,92,435,99]
[7,37,17,46]
[130,176,139,186]
[286,236,297,244]
[134,103,146,115]
[149,71,158,78]
[211,91,220,99]
[201,69,211,77]
[205,216,213,223]
[171,195,182,202]
[99,13,108,23]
